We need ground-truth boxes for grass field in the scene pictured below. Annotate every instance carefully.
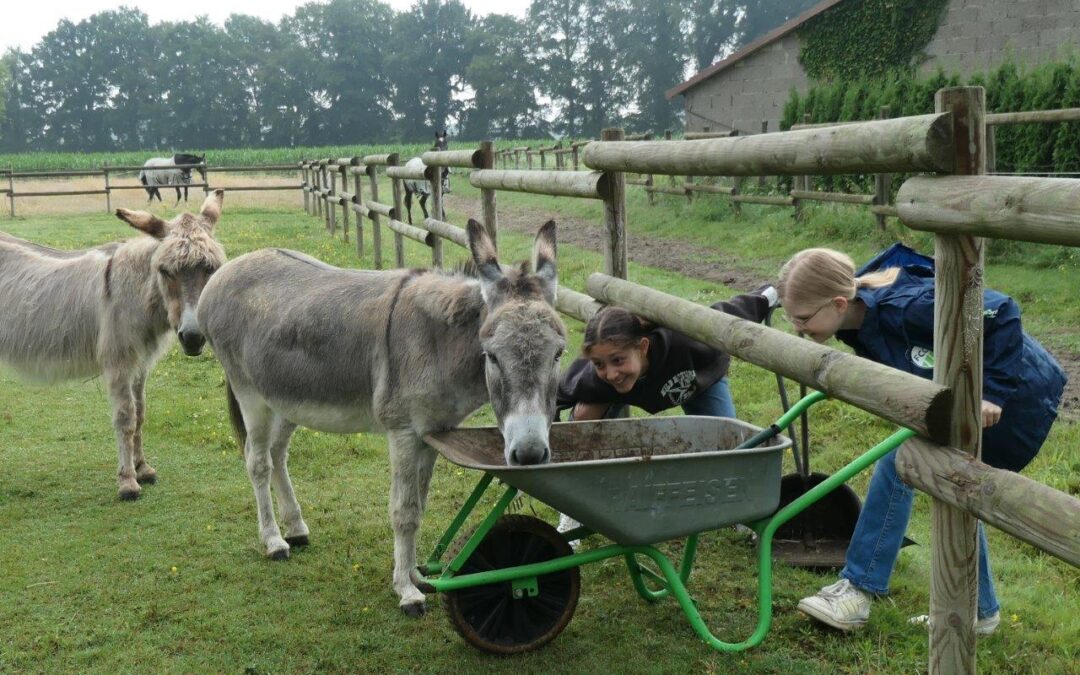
[0,173,1077,673]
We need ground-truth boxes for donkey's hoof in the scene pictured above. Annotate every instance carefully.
[400,601,427,619]
[118,480,142,501]
[285,535,309,547]
[136,466,158,485]
[268,548,290,561]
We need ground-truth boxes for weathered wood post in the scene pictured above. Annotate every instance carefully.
[338,164,350,244]
[103,163,112,213]
[370,156,391,270]
[428,162,445,268]
[353,166,365,258]
[480,140,498,249]
[388,157,406,267]
[572,143,580,171]
[928,85,986,674]
[874,106,893,231]
[731,175,743,216]
[793,114,813,221]
[600,128,628,279]
[527,149,534,170]
[301,162,310,214]
[6,168,14,217]
[319,160,329,219]
[986,125,997,174]
[327,165,337,235]
[312,162,322,218]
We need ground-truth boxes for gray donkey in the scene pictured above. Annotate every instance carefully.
[197,219,565,617]
[0,191,227,500]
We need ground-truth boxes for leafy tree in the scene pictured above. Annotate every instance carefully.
[684,0,740,72]
[388,0,476,141]
[622,0,686,134]
[460,14,546,139]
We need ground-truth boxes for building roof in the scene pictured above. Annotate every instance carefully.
[666,0,845,100]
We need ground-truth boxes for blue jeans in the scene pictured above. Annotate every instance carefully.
[841,448,999,620]
[681,377,736,418]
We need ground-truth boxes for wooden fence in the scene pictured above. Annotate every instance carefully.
[303,86,1079,673]
[0,163,302,217]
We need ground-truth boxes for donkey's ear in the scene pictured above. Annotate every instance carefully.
[116,209,167,239]
[532,220,557,303]
[467,218,503,290]
[199,189,225,229]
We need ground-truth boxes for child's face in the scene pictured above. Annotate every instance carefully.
[781,296,846,343]
[587,339,649,394]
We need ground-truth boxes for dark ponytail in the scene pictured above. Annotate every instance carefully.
[582,306,654,354]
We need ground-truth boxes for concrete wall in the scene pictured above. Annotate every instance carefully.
[682,0,1080,134]
[919,0,1080,75]
[684,34,809,136]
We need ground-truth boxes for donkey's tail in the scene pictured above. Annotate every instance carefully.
[226,380,247,450]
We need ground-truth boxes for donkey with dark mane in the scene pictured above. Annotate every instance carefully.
[140,153,207,205]
[0,191,227,499]
[197,219,565,617]
[403,130,451,224]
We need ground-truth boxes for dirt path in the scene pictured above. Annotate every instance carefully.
[446,192,1080,416]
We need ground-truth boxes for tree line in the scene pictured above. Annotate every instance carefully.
[0,0,814,153]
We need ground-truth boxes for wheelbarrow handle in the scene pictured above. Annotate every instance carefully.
[735,391,827,450]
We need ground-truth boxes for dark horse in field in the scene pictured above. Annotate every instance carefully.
[403,131,451,224]
[140,153,207,205]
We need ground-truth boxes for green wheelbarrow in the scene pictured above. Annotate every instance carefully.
[417,392,915,654]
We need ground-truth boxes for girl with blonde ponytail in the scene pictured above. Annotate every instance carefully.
[778,244,1066,636]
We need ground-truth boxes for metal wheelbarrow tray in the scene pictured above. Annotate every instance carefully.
[428,416,791,545]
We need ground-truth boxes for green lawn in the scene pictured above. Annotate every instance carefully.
[0,192,1076,674]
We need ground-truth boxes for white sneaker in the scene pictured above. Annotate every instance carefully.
[797,579,872,631]
[908,611,1001,636]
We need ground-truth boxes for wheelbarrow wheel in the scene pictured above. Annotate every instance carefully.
[442,514,580,654]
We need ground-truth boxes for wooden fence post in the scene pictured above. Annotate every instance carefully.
[327,166,336,235]
[312,163,321,218]
[7,168,14,217]
[480,140,498,249]
[527,149,533,171]
[428,162,444,268]
[103,164,112,213]
[874,106,893,231]
[572,144,580,171]
[354,167,365,258]
[388,157,406,267]
[928,85,986,675]
[369,157,390,270]
[986,125,997,173]
[339,165,350,244]
[301,163,310,214]
[601,128,627,279]
[731,176,743,216]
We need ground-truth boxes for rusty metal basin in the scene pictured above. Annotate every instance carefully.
[425,416,791,546]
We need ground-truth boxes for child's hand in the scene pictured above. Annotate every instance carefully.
[981,400,1002,427]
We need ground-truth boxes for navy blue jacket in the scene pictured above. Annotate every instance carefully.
[838,245,1066,472]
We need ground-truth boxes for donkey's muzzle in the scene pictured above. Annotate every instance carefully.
[502,414,551,466]
[178,328,206,356]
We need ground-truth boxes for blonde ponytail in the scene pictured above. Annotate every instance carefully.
[778,247,900,307]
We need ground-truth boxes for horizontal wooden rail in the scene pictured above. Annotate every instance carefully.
[104,163,206,172]
[469,170,610,199]
[584,113,954,176]
[361,154,398,166]
[789,120,861,131]
[11,170,103,178]
[109,183,209,191]
[422,217,469,248]
[349,165,373,176]
[211,185,299,192]
[870,204,899,217]
[585,273,952,443]
[387,218,435,246]
[645,185,688,196]
[683,131,736,139]
[203,165,300,173]
[15,189,109,197]
[730,193,795,206]
[421,149,483,168]
[386,165,430,181]
[790,189,876,205]
[897,175,1080,247]
[686,183,734,195]
[555,287,602,324]
[896,437,1080,567]
[986,107,1080,125]
[365,201,395,219]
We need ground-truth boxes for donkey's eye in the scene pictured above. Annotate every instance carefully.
[484,352,499,367]
[554,349,564,364]
[159,267,173,280]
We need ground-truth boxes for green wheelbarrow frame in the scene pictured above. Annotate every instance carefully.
[415,391,915,652]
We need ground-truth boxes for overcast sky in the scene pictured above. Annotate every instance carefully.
[0,0,529,53]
